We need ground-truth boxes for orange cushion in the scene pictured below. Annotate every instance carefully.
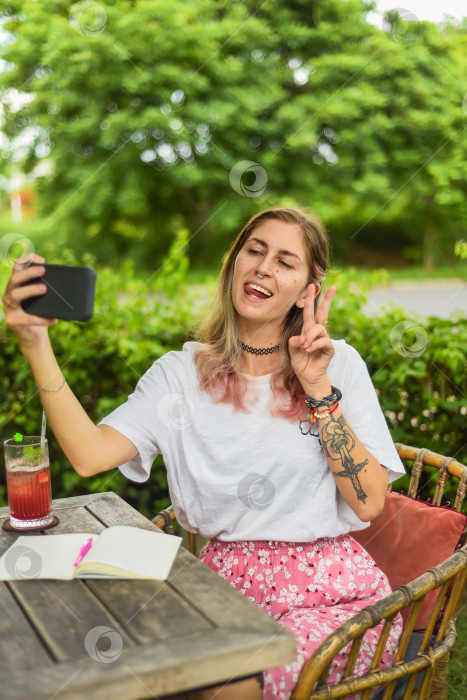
[351,491,467,630]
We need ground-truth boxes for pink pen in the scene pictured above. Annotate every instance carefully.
[73,537,93,568]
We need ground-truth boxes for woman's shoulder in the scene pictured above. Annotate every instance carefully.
[136,342,201,386]
[152,341,201,370]
[328,339,370,393]
[330,338,364,367]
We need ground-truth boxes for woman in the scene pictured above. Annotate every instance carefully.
[2,207,404,699]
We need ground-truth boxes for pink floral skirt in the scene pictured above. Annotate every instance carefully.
[199,534,403,699]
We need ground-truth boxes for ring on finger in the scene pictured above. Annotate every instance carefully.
[4,297,19,309]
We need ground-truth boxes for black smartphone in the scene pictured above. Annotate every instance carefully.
[20,263,97,322]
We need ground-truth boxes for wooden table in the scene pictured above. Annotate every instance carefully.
[0,491,296,700]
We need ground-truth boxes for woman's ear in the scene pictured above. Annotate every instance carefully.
[296,283,321,308]
[296,296,306,309]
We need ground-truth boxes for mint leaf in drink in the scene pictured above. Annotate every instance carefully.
[14,433,23,442]
[23,446,42,462]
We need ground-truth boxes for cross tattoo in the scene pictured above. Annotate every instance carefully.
[321,415,369,503]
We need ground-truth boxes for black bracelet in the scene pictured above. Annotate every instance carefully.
[305,386,342,409]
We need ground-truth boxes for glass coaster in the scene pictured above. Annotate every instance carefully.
[2,516,60,532]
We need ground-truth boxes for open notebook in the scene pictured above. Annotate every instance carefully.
[0,526,182,580]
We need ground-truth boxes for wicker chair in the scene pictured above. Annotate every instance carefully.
[153,443,467,699]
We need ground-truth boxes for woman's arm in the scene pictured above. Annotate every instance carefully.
[2,254,137,477]
[303,377,388,522]
[21,338,138,476]
[289,285,388,521]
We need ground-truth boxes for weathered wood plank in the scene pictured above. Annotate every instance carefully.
[0,583,53,671]
[85,491,163,531]
[0,627,296,699]
[10,578,136,663]
[50,493,107,510]
[43,503,105,536]
[86,578,212,644]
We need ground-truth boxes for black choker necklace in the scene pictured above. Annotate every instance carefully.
[241,342,280,356]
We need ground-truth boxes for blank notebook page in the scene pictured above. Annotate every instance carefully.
[80,525,182,579]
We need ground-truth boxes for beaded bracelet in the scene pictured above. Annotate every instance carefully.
[308,403,340,422]
[305,386,342,422]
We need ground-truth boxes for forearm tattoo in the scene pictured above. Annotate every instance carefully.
[320,413,369,503]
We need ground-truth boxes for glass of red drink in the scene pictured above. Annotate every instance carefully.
[4,436,53,529]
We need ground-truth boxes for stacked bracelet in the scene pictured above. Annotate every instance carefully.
[305,386,342,422]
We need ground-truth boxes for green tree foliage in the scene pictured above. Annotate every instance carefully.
[0,1,466,267]
[454,240,467,258]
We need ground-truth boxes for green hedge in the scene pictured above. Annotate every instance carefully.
[328,267,466,504]
[1,252,465,519]
[0,230,195,518]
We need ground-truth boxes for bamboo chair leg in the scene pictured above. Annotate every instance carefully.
[429,655,449,700]
[188,531,196,555]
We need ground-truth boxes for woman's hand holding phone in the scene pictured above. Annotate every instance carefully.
[1,253,58,349]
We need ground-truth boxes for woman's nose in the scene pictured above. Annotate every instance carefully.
[256,256,274,277]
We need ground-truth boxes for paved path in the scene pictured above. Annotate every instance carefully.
[362,279,466,319]
[190,279,466,319]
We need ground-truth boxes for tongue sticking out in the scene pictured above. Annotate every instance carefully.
[245,284,270,299]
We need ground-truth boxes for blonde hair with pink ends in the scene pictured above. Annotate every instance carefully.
[192,207,330,419]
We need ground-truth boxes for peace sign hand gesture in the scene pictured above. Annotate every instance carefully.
[288,283,336,391]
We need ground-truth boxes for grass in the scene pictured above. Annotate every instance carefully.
[448,597,467,698]
[184,263,467,287]
[185,268,219,285]
[366,264,467,283]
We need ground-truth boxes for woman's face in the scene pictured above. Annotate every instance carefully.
[231,220,314,328]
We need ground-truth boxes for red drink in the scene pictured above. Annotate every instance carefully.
[6,463,52,524]
[4,437,54,529]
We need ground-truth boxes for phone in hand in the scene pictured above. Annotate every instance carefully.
[20,263,97,322]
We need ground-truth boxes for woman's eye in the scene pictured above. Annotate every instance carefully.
[246,249,292,268]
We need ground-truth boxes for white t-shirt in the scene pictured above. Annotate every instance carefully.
[98,340,405,541]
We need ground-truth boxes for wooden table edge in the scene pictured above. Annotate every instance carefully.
[0,627,297,699]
